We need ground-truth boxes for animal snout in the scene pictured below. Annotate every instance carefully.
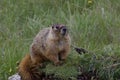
[62,28,67,32]
[61,28,67,36]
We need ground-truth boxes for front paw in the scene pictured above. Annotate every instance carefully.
[54,61,63,66]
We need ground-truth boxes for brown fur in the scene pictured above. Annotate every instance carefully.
[18,24,71,80]
[18,54,42,80]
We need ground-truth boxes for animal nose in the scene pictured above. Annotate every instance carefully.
[63,28,67,32]
[61,28,67,36]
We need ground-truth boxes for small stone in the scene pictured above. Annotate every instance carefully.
[8,73,21,80]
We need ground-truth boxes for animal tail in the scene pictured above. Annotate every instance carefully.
[18,54,42,80]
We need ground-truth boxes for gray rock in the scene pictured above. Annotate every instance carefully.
[8,73,21,80]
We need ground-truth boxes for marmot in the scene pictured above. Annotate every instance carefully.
[18,24,71,80]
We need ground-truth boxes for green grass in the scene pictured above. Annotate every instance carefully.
[0,0,120,80]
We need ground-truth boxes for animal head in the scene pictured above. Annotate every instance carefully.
[52,24,68,36]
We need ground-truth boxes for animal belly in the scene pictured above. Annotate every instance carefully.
[58,41,65,51]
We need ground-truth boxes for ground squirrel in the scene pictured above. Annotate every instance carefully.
[18,24,71,80]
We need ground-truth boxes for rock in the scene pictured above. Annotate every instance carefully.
[8,73,21,80]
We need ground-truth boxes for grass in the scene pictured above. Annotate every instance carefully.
[0,0,120,80]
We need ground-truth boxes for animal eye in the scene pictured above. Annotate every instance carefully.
[52,25,54,29]
[56,26,59,29]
